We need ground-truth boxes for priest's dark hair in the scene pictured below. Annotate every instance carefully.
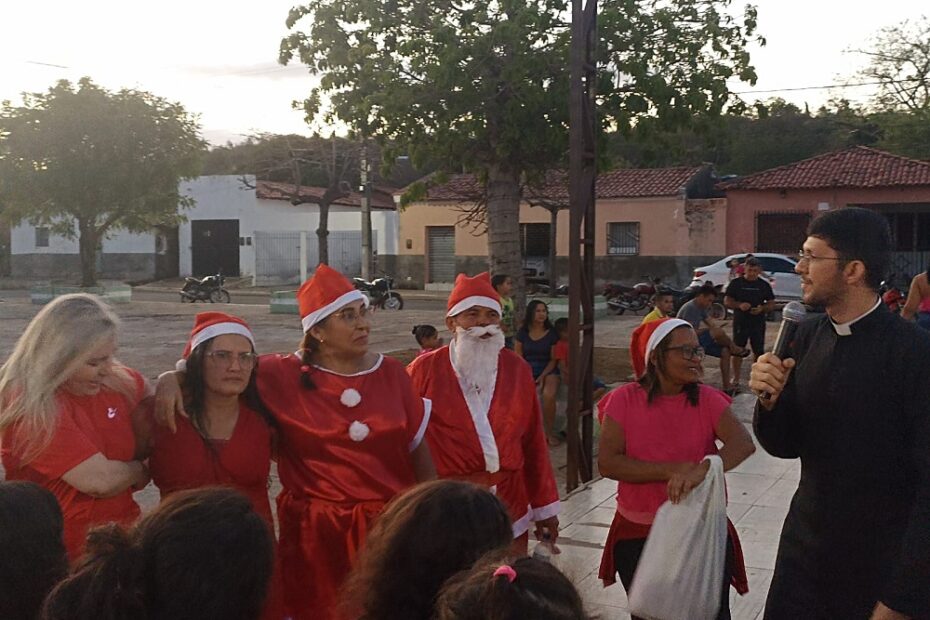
[42,487,273,620]
[339,480,513,620]
[0,481,68,620]
[808,207,891,291]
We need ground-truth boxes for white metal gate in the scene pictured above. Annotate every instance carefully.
[427,226,456,283]
[253,230,375,285]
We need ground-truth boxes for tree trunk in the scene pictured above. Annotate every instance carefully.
[548,207,559,295]
[78,219,99,287]
[317,201,330,266]
[486,164,525,315]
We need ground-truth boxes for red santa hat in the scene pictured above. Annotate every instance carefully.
[177,312,255,372]
[630,318,692,378]
[446,272,502,317]
[298,263,368,332]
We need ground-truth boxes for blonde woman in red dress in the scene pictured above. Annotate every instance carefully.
[0,294,150,561]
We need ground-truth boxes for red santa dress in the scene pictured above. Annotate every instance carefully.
[1,368,145,561]
[257,352,429,620]
[407,344,560,540]
[148,402,274,522]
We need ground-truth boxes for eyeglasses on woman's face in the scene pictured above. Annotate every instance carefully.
[330,305,371,325]
[665,345,706,361]
[206,350,257,368]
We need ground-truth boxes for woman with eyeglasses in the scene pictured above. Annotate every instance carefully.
[0,294,151,561]
[153,265,436,620]
[595,318,756,620]
[137,312,284,620]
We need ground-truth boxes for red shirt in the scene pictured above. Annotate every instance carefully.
[553,339,569,371]
[1,370,145,560]
[148,402,274,525]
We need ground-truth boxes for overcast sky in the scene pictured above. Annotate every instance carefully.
[1,1,925,146]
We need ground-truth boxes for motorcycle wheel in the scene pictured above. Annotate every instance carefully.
[710,302,728,320]
[209,289,231,304]
[180,294,192,303]
[382,292,404,311]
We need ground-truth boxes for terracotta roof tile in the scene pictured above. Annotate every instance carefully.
[415,166,706,203]
[718,146,930,191]
[255,180,395,210]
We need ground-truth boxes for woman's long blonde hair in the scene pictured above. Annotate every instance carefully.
[0,294,136,462]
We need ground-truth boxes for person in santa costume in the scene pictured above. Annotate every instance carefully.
[139,312,283,620]
[154,265,436,620]
[406,272,560,553]
[596,318,754,619]
[0,294,150,561]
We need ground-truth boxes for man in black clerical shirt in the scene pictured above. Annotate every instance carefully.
[724,256,775,389]
[750,208,930,620]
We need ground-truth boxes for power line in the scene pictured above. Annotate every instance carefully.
[733,77,922,96]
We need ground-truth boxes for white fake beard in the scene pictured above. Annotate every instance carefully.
[451,325,505,394]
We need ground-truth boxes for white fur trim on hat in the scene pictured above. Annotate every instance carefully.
[190,322,255,353]
[301,289,368,332]
[447,295,502,318]
[644,319,692,369]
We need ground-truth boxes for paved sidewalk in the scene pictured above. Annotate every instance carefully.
[542,392,795,620]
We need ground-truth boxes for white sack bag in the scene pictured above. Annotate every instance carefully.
[627,454,727,620]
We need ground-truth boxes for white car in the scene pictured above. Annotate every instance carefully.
[690,253,802,302]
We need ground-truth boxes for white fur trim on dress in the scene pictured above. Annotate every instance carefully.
[447,295,502,318]
[644,318,692,369]
[531,500,561,522]
[408,398,432,452]
[301,289,368,332]
[511,510,532,538]
[190,322,255,352]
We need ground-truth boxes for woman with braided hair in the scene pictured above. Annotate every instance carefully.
[154,264,435,620]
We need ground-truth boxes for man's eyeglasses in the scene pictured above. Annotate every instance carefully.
[206,350,258,368]
[331,306,370,324]
[665,345,706,361]
[797,250,845,264]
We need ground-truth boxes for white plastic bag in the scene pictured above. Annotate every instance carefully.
[627,455,727,620]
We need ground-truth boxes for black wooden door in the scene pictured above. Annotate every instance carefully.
[191,220,240,277]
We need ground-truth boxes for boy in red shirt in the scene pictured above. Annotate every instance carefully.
[552,318,607,401]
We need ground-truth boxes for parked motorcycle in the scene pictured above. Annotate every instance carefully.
[881,277,907,313]
[352,274,404,310]
[179,272,230,303]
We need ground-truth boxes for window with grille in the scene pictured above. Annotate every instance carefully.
[35,227,50,248]
[756,212,810,253]
[607,222,640,255]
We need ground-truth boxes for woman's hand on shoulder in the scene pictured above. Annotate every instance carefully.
[153,371,186,434]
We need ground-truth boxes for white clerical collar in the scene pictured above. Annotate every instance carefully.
[829,297,881,336]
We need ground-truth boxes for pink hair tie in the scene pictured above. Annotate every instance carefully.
[300,365,310,373]
[493,565,517,583]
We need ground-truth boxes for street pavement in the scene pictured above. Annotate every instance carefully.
[0,291,791,619]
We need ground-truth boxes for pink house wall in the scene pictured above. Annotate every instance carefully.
[726,187,930,253]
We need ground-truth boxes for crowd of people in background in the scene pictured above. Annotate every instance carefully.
[2,209,928,620]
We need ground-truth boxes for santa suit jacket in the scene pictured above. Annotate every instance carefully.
[407,345,560,536]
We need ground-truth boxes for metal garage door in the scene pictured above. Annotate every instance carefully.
[427,226,456,283]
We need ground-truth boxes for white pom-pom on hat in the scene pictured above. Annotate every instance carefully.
[340,388,362,408]
[175,358,188,373]
[348,420,370,442]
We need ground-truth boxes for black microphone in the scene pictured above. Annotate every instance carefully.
[761,301,807,400]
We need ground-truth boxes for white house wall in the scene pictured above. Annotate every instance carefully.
[11,221,154,255]
[180,175,399,277]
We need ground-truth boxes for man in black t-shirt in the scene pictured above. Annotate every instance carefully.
[725,257,775,389]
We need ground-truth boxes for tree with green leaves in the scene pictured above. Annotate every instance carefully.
[852,16,930,159]
[0,78,204,286]
[280,0,762,301]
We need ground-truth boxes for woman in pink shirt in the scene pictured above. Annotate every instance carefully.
[596,318,756,620]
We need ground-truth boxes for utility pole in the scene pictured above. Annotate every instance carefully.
[360,140,372,279]
[566,0,598,492]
